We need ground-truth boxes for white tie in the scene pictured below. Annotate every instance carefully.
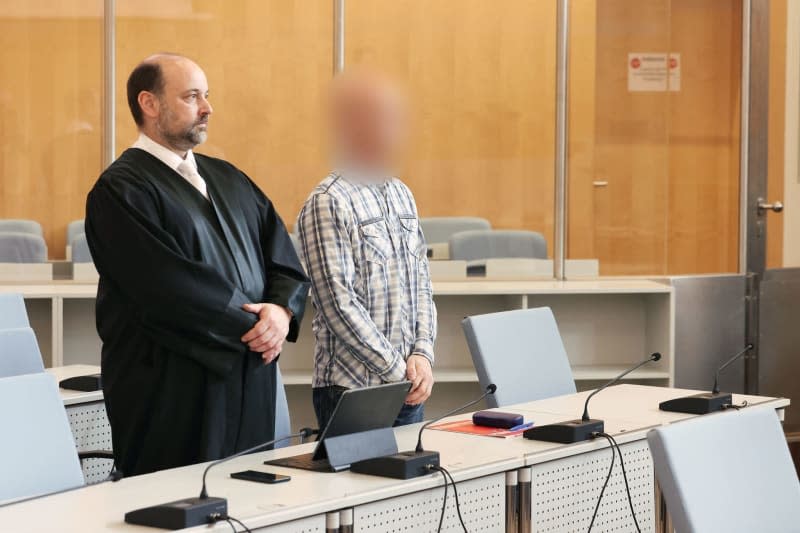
[176,160,209,200]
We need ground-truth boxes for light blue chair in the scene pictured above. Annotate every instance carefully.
[0,327,45,378]
[449,229,547,261]
[462,307,576,408]
[0,219,43,237]
[648,407,800,533]
[0,233,47,263]
[419,217,491,244]
[274,364,292,447]
[66,220,84,247]
[71,233,92,263]
[0,293,29,329]
[0,373,86,504]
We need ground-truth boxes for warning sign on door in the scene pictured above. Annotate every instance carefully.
[628,52,681,92]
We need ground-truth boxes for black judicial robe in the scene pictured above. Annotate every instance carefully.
[85,148,309,477]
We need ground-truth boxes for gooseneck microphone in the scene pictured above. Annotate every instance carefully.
[125,428,315,530]
[660,344,753,414]
[525,353,662,444]
[351,384,497,480]
[581,353,661,422]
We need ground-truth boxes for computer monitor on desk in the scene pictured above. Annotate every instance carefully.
[266,381,411,472]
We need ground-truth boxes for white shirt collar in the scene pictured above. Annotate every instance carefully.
[132,132,198,173]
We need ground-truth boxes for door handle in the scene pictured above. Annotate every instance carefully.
[592,180,608,187]
[757,198,784,214]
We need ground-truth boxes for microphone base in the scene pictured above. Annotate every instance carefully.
[125,496,227,530]
[350,450,441,479]
[523,419,604,443]
[659,392,732,415]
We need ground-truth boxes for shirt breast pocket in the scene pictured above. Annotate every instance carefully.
[359,219,392,264]
[398,215,425,258]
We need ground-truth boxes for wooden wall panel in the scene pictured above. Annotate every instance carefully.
[345,0,557,244]
[115,0,332,233]
[768,0,786,268]
[0,5,103,259]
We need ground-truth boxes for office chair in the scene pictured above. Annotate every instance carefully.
[70,233,92,263]
[0,373,116,504]
[647,406,800,533]
[0,233,47,263]
[462,307,576,408]
[0,219,43,237]
[0,293,29,329]
[274,364,292,448]
[419,217,491,244]
[0,327,45,378]
[449,229,547,261]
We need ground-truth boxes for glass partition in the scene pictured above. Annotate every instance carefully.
[115,0,333,228]
[346,0,557,274]
[567,0,743,275]
[0,1,103,258]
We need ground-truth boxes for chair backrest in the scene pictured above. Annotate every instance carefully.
[0,293,29,329]
[70,233,92,263]
[0,373,85,503]
[0,219,43,237]
[461,307,576,408]
[647,407,800,533]
[0,233,48,263]
[419,217,491,244]
[66,219,85,246]
[449,230,547,261]
[0,327,45,378]
[274,364,292,448]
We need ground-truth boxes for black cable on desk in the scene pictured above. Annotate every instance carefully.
[606,433,642,533]
[222,515,252,533]
[587,433,616,532]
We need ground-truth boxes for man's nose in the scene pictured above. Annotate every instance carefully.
[199,96,213,116]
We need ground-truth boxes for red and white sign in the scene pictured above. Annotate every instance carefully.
[628,52,680,92]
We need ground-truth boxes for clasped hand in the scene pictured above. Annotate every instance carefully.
[241,303,292,364]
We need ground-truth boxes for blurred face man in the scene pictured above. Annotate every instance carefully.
[330,70,408,175]
[136,54,213,155]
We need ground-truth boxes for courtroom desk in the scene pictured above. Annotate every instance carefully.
[1,385,785,532]
[46,364,112,484]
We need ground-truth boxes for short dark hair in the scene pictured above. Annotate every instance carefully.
[126,61,165,126]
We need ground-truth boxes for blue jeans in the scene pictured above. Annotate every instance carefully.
[312,385,424,433]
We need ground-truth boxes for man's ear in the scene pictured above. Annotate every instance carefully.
[137,91,160,122]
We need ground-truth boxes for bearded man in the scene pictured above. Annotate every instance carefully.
[85,53,309,476]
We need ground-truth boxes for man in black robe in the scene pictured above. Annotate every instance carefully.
[85,53,309,476]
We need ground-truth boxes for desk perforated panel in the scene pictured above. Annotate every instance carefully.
[65,401,113,484]
[532,439,655,532]
[353,472,505,531]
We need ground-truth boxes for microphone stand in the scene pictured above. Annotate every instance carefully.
[525,353,661,443]
[351,384,497,479]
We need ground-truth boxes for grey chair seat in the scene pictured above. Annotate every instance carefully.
[70,233,92,263]
[462,307,576,408]
[647,406,800,533]
[0,373,85,504]
[449,229,547,261]
[274,364,292,448]
[0,219,43,237]
[0,293,29,329]
[0,232,48,263]
[419,217,491,244]
[66,219,85,247]
[0,327,46,378]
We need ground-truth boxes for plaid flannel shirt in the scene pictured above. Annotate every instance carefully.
[297,172,437,389]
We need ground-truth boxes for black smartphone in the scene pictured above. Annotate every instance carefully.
[230,470,291,484]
